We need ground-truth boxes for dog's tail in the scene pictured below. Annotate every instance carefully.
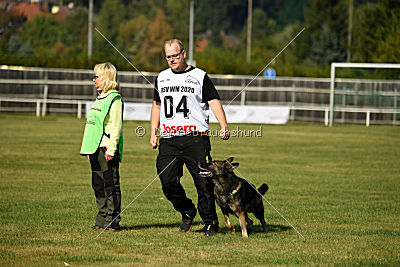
[257,184,269,195]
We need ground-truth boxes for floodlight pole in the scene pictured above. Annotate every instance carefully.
[88,0,93,62]
[188,0,195,66]
[346,0,353,62]
[246,0,252,63]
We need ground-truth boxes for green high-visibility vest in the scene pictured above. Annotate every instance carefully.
[80,91,124,159]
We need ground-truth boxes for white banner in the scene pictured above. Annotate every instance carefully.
[210,105,289,124]
[86,102,290,124]
[85,101,152,121]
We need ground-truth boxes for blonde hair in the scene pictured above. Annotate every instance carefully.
[164,39,185,52]
[94,62,119,93]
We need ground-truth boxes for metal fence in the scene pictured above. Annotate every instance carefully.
[1,65,399,125]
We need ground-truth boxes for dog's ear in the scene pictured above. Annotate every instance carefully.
[226,157,234,163]
[228,162,239,172]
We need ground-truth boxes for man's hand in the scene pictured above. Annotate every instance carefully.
[150,134,158,149]
[208,99,229,140]
[150,101,161,149]
[219,125,230,140]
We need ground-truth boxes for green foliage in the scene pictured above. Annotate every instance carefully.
[118,14,149,63]
[165,0,189,42]
[21,15,66,48]
[1,0,399,77]
[298,0,348,66]
[60,7,88,50]
[352,0,400,63]
[374,16,400,63]
[7,35,21,55]
[138,9,172,70]
[95,0,126,54]
[276,0,308,28]
[0,10,25,55]
[310,22,345,65]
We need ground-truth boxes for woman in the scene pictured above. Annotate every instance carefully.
[80,62,124,231]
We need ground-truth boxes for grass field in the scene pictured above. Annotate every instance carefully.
[0,113,399,266]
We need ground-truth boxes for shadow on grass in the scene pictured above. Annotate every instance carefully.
[120,221,202,231]
[120,222,291,235]
[194,224,292,234]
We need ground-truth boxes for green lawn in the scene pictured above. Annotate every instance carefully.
[0,113,399,266]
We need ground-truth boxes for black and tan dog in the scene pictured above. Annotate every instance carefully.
[199,157,269,238]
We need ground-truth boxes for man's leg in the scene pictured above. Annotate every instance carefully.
[183,135,218,233]
[157,138,197,231]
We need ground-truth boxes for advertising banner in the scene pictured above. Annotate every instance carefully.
[86,102,290,124]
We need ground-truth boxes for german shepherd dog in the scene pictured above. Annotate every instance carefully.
[199,157,269,238]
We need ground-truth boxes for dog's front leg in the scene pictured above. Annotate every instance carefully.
[237,211,248,238]
[224,213,235,233]
[220,207,235,233]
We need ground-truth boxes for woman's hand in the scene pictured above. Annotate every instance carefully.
[105,152,114,162]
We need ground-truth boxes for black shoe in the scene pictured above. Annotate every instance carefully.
[204,223,218,237]
[179,209,197,233]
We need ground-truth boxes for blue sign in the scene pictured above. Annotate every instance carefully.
[264,68,276,79]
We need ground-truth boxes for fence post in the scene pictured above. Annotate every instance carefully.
[324,108,329,126]
[77,101,82,119]
[394,88,397,125]
[366,110,370,127]
[290,85,295,121]
[42,71,48,117]
[342,90,346,123]
[36,100,41,117]
[240,80,246,105]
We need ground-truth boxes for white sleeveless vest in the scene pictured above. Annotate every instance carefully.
[157,68,209,137]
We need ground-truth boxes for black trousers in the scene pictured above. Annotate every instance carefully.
[156,134,218,225]
[89,147,121,228]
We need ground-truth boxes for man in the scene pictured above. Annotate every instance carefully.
[150,39,229,236]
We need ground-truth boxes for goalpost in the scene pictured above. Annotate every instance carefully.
[329,62,400,126]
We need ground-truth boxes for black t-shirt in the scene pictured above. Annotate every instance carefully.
[153,66,220,103]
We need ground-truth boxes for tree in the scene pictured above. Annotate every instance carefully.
[165,0,189,42]
[352,0,400,62]
[118,14,149,62]
[196,0,231,47]
[310,23,345,64]
[374,14,400,63]
[250,8,276,46]
[138,9,172,70]
[0,10,25,55]
[95,0,126,54]
[61,7,88,50]
[276,0,307,28]
[297,0,348,65]
[20,15,66,49]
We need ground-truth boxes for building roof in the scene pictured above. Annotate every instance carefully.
[1,1,73,21]
[10,2,46,21]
